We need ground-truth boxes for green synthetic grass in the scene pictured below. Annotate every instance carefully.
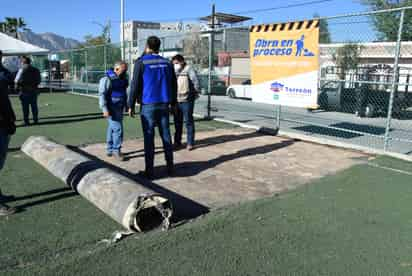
[2,156,412,275]
[1,93,412,275]
[0,151,120,273]
[0,92,235,274]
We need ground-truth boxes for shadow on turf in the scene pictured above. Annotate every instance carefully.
[15,112,102,122]
[66,146,210,224]
[7,147,20,153]
[16,115,104,128]
[3,187,78,211]
[15,114,208,129]
[161,139,295,178]
[123,131,292,179]
[125,131,266,161]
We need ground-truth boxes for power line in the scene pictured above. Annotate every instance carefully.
[105,0,335,24]
[230,0,335,16]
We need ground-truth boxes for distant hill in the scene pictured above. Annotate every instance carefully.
[18,30,81,50]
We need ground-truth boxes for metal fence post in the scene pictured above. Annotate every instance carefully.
[104,44,107,72]
[161,37,165,56]
[384,9,405,151]
[128,41,132,66]
[85,49,89,94]
[276,105,281,129]
[48,58,52,93]
[70,49,74,93]
[207,4,216,119]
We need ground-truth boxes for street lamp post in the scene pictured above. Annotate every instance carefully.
[121,0,125,60]
[207,3,216,119]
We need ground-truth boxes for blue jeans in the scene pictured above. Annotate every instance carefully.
[0,129,10,171]
[174,101,195,146]
[20,93,39,124]
[106,99,124,154]
[140,103,174,173]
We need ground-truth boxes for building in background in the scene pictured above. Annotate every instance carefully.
[121,20,208,61]
[121,13,252,65]
[120,14,252,92]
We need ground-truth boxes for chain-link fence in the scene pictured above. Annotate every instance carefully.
[207,7,412,157]
[34,7,412,157]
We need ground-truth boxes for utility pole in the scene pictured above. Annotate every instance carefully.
[121,0,125,60]
[107,19,111,43]
[207,3,215,119]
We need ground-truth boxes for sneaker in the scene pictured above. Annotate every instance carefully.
[106,152,113,157]
[0,205,16,216]
[187,145,194,151]
[113,152,125,162]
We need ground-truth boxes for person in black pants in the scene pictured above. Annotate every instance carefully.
[128,36,178,178]
[0,50,17,216]
[171,54,200,151]
[15,56,41,126]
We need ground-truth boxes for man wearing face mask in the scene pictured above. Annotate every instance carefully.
[98,61,129,161]
[171,54,200,151]
[128,36,177,179]
[15,56,41,126]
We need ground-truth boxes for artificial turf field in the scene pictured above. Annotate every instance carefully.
[1,93,412,275]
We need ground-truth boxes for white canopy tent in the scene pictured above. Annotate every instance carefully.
[0,32,49,56]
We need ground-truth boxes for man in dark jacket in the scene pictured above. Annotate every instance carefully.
[16,56,41,126]
[128,36,177,178]
[0,50,17,216]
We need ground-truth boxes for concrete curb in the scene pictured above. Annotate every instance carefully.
[69,92,99,99]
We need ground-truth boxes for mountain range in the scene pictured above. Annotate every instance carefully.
[18,30,81,50]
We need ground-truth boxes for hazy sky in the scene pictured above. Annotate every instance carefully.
[1,0,372,42]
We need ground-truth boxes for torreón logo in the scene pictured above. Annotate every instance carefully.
[270,81,312,100]
[253,35,315,57]
[270,82,284,100]
[270,82,284,92]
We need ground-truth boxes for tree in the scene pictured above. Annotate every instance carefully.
[359,0,412,41]
[79,29,121,71]
[182,33,210,68]
[82,34,108,47]
[333,44,363,80]
[82,21,111,47]
[3,17,30,38]
[73,32,121,77]
[0,22,6,33]
[314,13,332,43]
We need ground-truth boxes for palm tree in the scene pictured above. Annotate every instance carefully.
[0,22,6,33]
[4,17,30,38]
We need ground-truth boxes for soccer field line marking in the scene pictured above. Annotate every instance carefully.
[367,162,412,176]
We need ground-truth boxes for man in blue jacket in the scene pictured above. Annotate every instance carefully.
[128,36,177,178]
[99,61,129,161]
